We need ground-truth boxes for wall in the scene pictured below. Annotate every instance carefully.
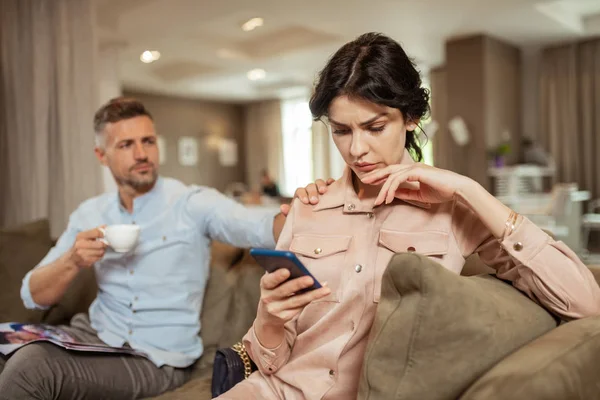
[446,36,487,185]
[244,100,282,192]
[521,46,542,140]
[124,91,246,192]
[430,67,451,170]
[484,36,522,165]
[432,35,522,189]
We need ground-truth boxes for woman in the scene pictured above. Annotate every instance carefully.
[217,32,600,400]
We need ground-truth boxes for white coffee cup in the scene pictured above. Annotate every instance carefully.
[99,225,141,253]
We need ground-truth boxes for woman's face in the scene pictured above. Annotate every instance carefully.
[328,95,417,183]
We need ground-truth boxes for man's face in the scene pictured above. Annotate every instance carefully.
[95,116,159,192]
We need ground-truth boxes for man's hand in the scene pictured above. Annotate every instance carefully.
[280,178,335,216]
[66,227,107,269]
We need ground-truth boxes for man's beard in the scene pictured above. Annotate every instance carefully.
[116,167,158,191]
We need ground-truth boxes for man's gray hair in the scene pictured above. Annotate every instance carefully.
[94,97,153,148]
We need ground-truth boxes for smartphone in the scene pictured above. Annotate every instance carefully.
[250,248,322,293]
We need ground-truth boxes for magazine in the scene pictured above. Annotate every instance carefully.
[0,323,147,358]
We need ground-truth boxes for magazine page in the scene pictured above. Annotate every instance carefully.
[0,323,147,358]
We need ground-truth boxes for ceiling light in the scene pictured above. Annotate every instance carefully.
[140,50,161,63]
[241,17,264,32]
[247,68,266,81]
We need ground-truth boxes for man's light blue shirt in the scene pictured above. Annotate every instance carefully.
[20,177,277,367]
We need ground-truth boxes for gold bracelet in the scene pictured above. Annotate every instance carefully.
[508,211,519,235]
[500,210,518,242]
[507,211,517,234]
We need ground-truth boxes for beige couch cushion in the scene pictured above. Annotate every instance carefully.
[358,253,559,400]
[0,219,53,323]
[200,246,258,351]
[460,315,600,400]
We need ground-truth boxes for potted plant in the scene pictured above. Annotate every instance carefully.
[490,142,511,168]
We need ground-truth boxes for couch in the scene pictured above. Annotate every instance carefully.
[1,219,599,399]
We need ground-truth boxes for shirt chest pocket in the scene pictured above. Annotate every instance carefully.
[374,229,449,302]
[289,234,352,303]
[134,228,196,258]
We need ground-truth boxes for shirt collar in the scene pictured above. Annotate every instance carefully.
[313,151,431,213]
[116,177,165,214]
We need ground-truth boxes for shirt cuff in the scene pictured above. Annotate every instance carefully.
[244,323,287,374]
[500,216,551,265]
[260,209,278,249]
[20,270,50,310]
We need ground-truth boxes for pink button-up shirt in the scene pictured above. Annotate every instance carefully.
[238,167,600,400]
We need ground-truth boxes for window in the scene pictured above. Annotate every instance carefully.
[328,127,346,180]
[420,133,434,166]
[419,79,434,166]
[280,98,313,196]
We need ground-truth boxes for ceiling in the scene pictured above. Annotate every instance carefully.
[96,0,600,103]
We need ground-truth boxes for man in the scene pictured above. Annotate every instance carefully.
[0,97,286,399]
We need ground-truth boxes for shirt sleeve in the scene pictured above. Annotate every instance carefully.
[21,209,82,310]
[452,200,600,320]
[185,187,277,249]
[243,199,299,375]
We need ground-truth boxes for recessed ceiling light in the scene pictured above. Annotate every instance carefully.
[140,50,161,63]
[241,17,263,32]
[247,68,266,81]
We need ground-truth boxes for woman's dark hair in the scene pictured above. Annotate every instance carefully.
[309,32,430,161]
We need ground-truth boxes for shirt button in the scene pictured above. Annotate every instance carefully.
[134,296,139,301]
[314,248,322,255]
[513,242,523,251]
[347,204,355,211]
[128,329,133,335]
[407,246,416,253]
[132,310,137,314]
[329,370,335,377]
[132,221,136,225]
[355,264,363,273]
[162,236,167,241]
[129,270,134,275]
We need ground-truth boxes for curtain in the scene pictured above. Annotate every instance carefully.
[539,39,600,201]
[0,0,101,237]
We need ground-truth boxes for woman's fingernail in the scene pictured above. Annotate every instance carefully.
[310,196,317,203]
[302,197,308,203]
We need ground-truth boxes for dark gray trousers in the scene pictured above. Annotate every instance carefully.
[0,314,192,399]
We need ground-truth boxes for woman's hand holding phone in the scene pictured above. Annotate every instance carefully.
[254,268,331,349]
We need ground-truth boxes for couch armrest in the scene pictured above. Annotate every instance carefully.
[460,315,600,400]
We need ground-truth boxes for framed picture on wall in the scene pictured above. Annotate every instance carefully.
[178,136,198,166]
[218,138,238,167]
